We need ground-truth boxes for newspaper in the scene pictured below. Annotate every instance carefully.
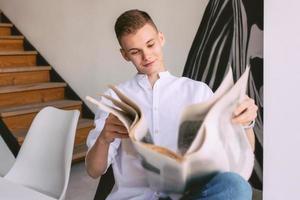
[86,67,254,193]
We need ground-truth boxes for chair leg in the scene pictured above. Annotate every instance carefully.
[94,165,115,200]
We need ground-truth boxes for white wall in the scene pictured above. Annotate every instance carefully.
[0,0,209,111]
[264,0,300,199]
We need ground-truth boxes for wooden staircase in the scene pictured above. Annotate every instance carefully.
[0,12,94,163]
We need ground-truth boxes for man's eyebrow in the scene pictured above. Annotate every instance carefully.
[147,39,155,44]
[126,39,155,51]
[127,47,139,52]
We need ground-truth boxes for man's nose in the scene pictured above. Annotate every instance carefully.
[142,50,152,61]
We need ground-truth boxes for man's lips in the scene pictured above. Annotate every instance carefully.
[143,60,156,67]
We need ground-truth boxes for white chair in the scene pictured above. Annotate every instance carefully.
[0,106,80,200]
[0,135,15,176]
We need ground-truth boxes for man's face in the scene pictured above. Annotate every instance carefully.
[120,23,165,76]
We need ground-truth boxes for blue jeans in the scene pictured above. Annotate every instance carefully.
[179,172,252,200]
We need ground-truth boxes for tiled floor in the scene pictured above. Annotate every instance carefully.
[66,162,100,200]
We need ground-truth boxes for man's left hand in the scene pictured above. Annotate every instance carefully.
[232,95,258,126]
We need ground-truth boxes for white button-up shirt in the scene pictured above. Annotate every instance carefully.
[87,71,213,200]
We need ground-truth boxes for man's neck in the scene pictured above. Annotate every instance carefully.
[147,73,160,88]
[147,69,168,88]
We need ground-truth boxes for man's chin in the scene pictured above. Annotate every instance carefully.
[138,69,155,76]
[137,64,164,76]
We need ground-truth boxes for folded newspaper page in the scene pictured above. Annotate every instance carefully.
[86,67,254,193]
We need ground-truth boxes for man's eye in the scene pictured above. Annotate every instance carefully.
[148,43,155,47]
[130,51,139,55]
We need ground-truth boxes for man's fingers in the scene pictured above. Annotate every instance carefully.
[234,98,255,116]
[232,105,258,125]
[232,112,257,125]
[108,132,129,139]
[106,114,125,126]
[114,133,129,139]
[102,131,129,143]
[105,124,128,134]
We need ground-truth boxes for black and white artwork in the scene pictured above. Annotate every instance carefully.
[183,0,263,189]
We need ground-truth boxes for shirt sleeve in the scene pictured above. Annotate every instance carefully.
[194,81,214,102]
[86,89,121,173]
[202,82,214,100]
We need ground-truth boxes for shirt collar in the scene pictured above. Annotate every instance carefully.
[135,71,171,89]
[135,71,171,80]
[158,70,171,78]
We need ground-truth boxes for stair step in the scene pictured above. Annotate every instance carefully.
[0,99,81,132]
[77,118,94,129]
[0,23,13,36]
[0,82,66,107]
[0,51,38,67]
[0,99,82,117]
[0,66,51,73]
[0,51,37,56]
[0,36,24,51]
[72,143,88,163]
[74,118,94,145]
[0,36,24,39]
[0,23,13,27]
[12,118,93,144]
[0,66,51,86]
[0,82,66,94]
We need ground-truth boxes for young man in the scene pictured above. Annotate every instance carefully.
[86,9,257,200]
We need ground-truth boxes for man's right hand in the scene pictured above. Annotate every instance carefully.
[98,114,129,144]
[86,114,129,178]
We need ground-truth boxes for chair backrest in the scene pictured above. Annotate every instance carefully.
[0,135,15,176]
[4,106,80,200]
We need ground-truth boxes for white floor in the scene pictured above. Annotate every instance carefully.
[66,162,100,200]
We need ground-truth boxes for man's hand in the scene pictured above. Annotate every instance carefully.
[86,114,128,178]
[98,114,129,144]
[232,95,257,151]
[232,95,258,126]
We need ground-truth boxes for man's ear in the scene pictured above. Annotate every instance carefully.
[120,49,130,61]
[158,32,165,47]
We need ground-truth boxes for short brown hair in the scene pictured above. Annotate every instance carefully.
[114,9,158,43]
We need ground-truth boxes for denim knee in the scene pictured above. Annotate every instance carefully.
[211,172,252,200]
[182,172,252,200]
